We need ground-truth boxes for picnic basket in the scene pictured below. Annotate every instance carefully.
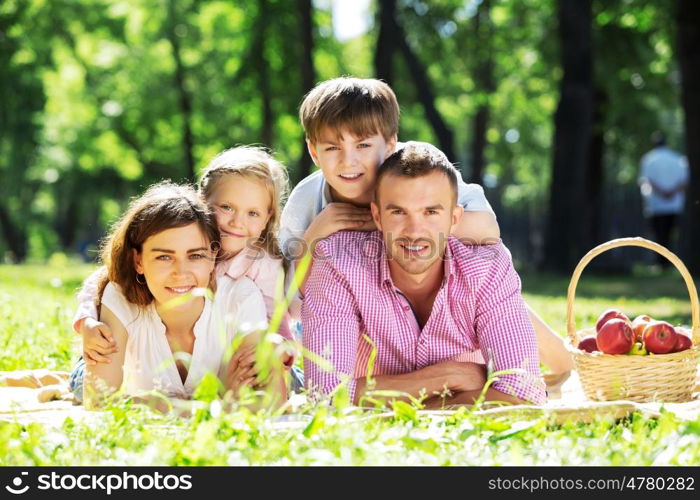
[566,237,699,403]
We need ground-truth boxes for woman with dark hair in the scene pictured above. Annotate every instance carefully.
[80,181,286,411]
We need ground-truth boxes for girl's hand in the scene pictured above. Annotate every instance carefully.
[80,317,118,365]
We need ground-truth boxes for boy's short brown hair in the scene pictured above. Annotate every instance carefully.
[375,141,458,204]
[300,77,399,143]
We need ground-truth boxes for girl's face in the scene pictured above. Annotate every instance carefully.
[133,223,216,309]
[208,175,272,258]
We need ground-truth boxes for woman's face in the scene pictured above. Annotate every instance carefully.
[133,223,216,309]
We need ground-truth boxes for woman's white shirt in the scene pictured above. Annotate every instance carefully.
[101,276,267,398]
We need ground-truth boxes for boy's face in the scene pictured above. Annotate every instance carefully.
[308,127,397,206]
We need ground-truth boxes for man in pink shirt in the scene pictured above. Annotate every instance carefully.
[302,142,546,407]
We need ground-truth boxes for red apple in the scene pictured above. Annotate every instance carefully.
[596,309,631,333]
[631,314,652,341]
[596,318,635,354]
[642,321,677,354]
[578,336,598,353]
[672,329,692,353]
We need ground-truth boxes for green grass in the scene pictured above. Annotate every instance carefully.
[519,268,696,337]
[0,262,91,372]
[1,263,698,465]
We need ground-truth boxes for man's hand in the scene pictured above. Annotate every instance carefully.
[80,317,117,365]
[354,359,488,405]
[302,203,374,252]
[422,360,486,394]
[443,361,487,393]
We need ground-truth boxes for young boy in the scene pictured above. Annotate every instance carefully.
[280,76,573,378]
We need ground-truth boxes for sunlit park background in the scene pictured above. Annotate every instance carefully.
[2,0,700,465]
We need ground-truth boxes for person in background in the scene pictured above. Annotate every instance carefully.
[638,131,688,268]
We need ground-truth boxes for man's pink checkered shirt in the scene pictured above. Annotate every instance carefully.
[301,230,546,405]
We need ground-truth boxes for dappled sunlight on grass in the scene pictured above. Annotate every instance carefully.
[0,264,97,371]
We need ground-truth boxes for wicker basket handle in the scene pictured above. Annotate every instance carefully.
[566,237,700,346]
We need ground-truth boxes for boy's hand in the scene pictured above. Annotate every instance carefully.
[303,203,374,251]
[80,317,117,365]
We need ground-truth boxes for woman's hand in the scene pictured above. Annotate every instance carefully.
[225,344,259,394]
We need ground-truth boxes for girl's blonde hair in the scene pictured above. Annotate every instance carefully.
[198,146,289,259]
[96,181,219,308]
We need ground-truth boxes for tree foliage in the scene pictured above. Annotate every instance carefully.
[0,0,690,269]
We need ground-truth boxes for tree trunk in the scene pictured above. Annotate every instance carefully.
[585,87,606,248]
[394,22,456,161]
[0,202,28,262]
[253,0,273,148]
[374,0,455,161]
[468,0,493,185]
[543,0,594,273]
[374,0,397,86]
[470,107,489,185]
[295,0,315,184]
[677,0,700,275]
[167,0,195,182]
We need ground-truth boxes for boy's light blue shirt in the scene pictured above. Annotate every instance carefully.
[279,170,495,260]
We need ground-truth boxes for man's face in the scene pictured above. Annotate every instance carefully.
[308,127,397,205]
[371,170,462,278]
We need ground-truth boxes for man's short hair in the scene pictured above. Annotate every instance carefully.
[375,141,458,204]
[651,131,666,147]
[300,77,399,144]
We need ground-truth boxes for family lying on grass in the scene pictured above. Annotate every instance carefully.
[67,77,573,412]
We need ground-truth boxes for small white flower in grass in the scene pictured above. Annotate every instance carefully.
[226,451,246,466]
[286,393,307,412]
[43,431,69,448]
[209,399,222,418]
[50,277,62,288]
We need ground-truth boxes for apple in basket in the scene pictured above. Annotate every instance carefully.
[595,309,631,333]
[631,314,653,341]
[642,321,677,354]
[577,336,598,353]
[596,318,635,354]
[672,328,692,353]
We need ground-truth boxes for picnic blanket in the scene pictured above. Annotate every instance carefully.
[1,370,699,427]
